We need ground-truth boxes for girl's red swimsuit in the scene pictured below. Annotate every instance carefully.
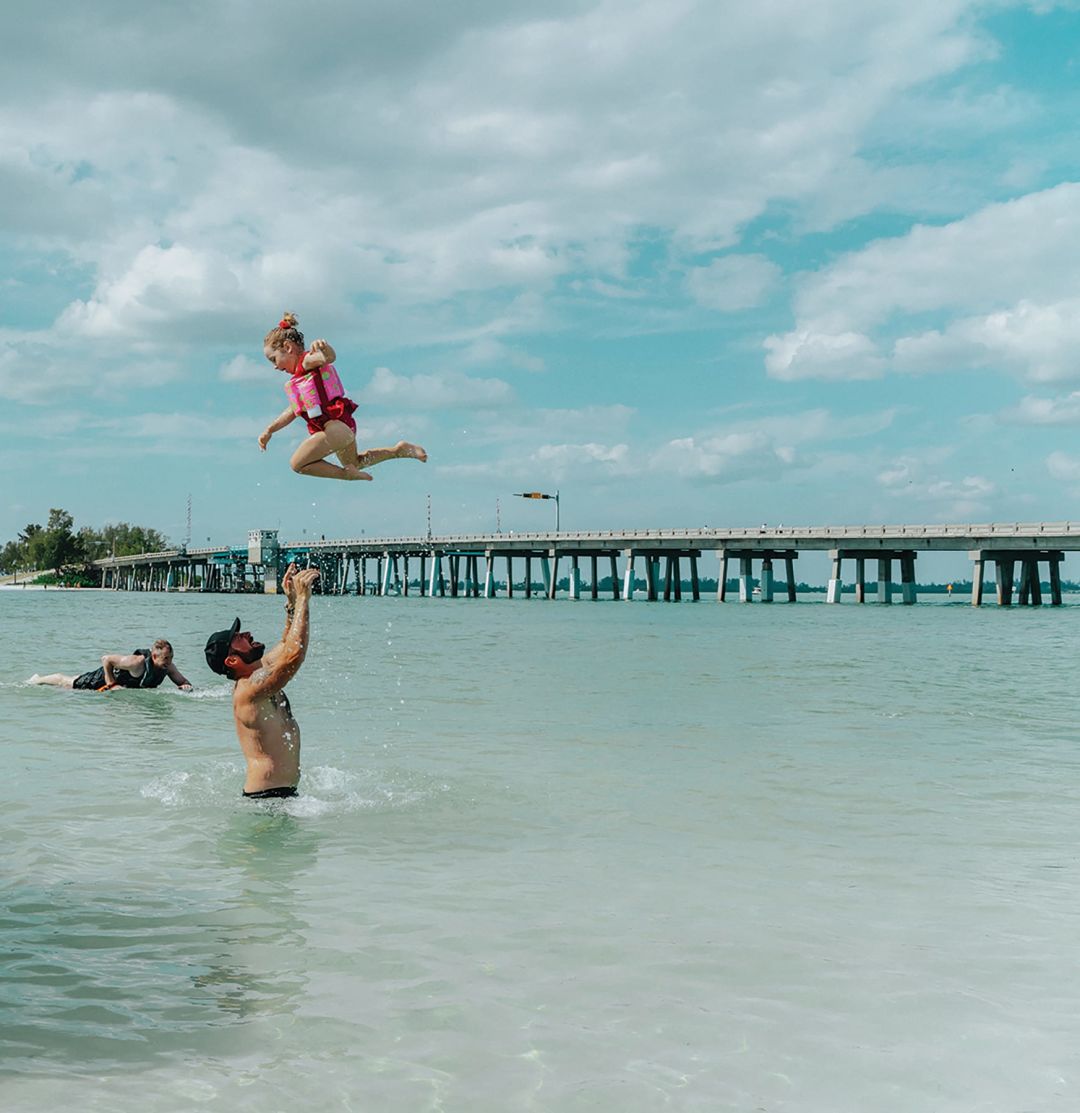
[291,355,358,435]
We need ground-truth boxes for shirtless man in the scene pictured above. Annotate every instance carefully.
[30,639,193,691]
[203,564,318,800]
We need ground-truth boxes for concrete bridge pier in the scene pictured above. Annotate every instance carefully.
[900,553,917,604]
[829,549,916,604]
[543,553,556,599]
[759,557,774,603]
[739,555,754,602]
[716,551,729,602]
[969,549,1063,606]
[427,553,443,597]
[484,552,496,598]
[623,550,636,600]
[827,551,843,603]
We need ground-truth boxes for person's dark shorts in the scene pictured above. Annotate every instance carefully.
[72,667,107,691]
[242,786,298,800]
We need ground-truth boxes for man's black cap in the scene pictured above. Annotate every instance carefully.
[204,617,241,675]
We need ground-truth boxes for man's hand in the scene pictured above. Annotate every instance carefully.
[179,683,193,692]
[294,567,320,596]
[282,562,298,605]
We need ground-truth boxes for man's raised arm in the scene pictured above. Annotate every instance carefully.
[243,567,319,698]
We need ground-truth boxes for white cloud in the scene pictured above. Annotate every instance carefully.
[764,330,886,381]
[98,412,257,440]
[531,441,631,479]
[767,183,1080,382]
[684,254,781,312]
[1046,450,1080,482]
[361,367,514,410]
[1002,391,1080,425]
[894,299,1080,382]
[876,455,996,520]
[1,1,999,370]
[219,354,266,382]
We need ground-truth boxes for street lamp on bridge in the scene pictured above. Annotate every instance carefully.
[514,489,560,533]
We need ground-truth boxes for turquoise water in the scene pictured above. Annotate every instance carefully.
[2,588,1079,1111]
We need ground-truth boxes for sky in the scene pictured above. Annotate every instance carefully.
[5,0,1080,552]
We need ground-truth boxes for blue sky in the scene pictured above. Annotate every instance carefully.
[5,0,1080,550]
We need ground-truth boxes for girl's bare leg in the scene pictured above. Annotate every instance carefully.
[30,673,76,687]
[291,423,372,481]
[356,441,428,470]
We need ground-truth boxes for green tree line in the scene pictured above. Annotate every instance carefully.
[0,509,170,580]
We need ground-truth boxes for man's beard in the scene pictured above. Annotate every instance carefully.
[236,642,265,664]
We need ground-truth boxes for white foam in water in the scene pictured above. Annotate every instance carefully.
[140,762,448,817]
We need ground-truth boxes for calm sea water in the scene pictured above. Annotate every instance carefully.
[1,587,1078,1112]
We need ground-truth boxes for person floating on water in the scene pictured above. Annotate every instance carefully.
[29,639,193,691]
[258,312,427,482]
[203,563,318,800]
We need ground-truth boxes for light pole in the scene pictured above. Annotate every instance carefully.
[514,490,560,533]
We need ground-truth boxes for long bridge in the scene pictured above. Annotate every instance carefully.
[88,523,1080,606]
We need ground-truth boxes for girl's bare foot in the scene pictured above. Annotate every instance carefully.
[343,466,374,481]
[395,441,427,462]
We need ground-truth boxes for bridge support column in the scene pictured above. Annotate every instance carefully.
[590,556,598,600]
[900,554,917,604]
[484,552,495,598]
[877,558,893,604]
[506,554,514,597]
[785,556,796,602]
[381,554,392,596]
[691,554,701,601]
[428,553,442,597]
[623,551,635,600]
[717,551,728,602]
[1019,558,1041,606]
[569,557,581,600]
[525,555,533,598]
[759,557,774,603]
[542,554,557,599]
[610,554,621,600]
[970,553,984,606]
[739,555,753,602]
[854,557,865,603]
[827,551,843,603]
[996,558,1015,606]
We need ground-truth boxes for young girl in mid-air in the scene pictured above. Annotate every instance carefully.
[258,312,427,481]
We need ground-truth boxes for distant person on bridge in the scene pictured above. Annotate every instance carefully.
[258,312,427,482]
[203,563,318,800]
[29,640,194,691]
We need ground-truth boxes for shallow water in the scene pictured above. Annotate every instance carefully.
[1,588,1078,1111]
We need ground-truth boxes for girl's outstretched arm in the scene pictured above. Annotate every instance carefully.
[259,406,297,450]
[303,339,336,369]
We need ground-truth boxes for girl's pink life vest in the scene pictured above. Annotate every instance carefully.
[285,362,346,418]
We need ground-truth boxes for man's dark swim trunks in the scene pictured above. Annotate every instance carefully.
[72,667,109,690]
[242,786,298,800]
[71,649,167,691]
